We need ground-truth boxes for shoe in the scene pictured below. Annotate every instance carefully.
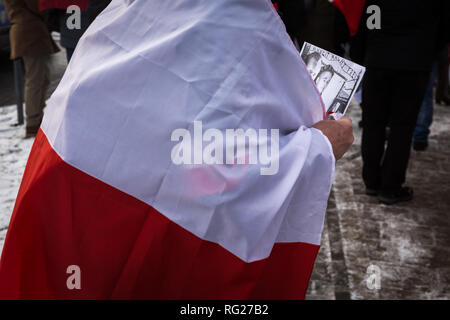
[413,140,428,151]
[365,188,378,196]
[25,126,39,138]
[378,187,413,205]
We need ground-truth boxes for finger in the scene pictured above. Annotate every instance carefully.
[337,116,352,125]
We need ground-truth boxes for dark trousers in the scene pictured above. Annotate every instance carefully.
[361,68,429,192]
[436,46,449,102]
[413,64,437,142]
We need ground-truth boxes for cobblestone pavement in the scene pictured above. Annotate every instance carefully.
[307,100,450,300]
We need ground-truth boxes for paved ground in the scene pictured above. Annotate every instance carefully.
[0,43,449,299]
[307,101,450,300]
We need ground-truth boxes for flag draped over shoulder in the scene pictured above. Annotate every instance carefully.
[0,0,335,299]
[332,0,366,36]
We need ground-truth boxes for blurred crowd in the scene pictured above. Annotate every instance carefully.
[3,0,110,137]
[276,0,449,205]
[3,0,450,206]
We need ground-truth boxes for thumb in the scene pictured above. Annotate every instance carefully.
[337,116,352,126]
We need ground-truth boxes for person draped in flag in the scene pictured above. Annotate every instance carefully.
[0,0,353,299]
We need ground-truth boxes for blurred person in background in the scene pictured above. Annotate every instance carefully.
[56,6,89,62]
[276,0,350,56]
[39,0,111,62]
[357,0,449,205]
[412,62,438,152]
[412,41,450,150]
[4,0,59,138]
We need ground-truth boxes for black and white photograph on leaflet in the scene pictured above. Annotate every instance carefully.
[301,41,366,118]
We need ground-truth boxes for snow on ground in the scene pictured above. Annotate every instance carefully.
[0,105,34,253]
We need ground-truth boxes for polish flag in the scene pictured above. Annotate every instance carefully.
[332,0,366,36]
[0,0,334,299]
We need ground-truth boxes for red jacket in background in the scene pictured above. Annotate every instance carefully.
[332,0,366,36]
[39,0,90,11]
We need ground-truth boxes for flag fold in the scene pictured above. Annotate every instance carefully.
[0,0,334,299]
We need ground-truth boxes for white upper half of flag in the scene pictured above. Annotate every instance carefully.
[41,0,335,262]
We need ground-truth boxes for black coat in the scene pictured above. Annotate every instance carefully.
[86,0,111,25]
[58,9,89,50]
[353,0,449,71]
[57,0,111,50]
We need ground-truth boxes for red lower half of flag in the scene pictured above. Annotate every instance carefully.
[0,130,319,299]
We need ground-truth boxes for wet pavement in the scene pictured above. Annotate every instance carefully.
[307,101,450,299]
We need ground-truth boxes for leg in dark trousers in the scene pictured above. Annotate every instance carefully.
[362,68,429,194]
[361,68,392,190]
[381,70,429,192]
